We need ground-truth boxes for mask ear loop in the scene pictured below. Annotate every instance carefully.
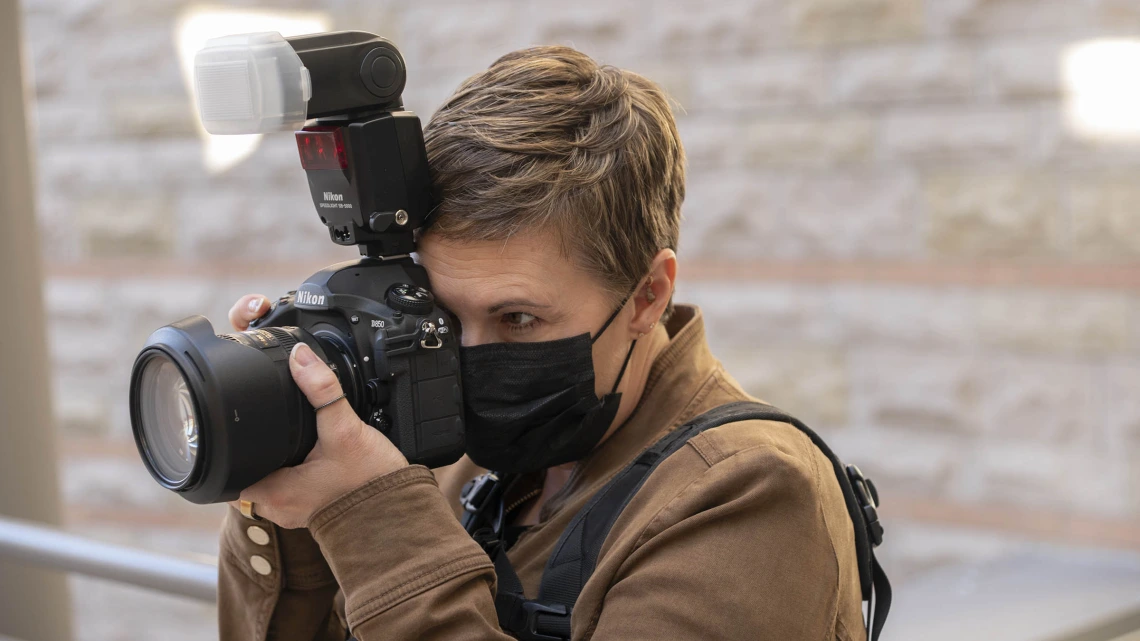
[591,271,656,345]
[590,289,641,395]
[608,340,638,394]
[590,294,632,345]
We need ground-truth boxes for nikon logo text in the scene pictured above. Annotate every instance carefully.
[296,291,326,307]
[323,192,343,202]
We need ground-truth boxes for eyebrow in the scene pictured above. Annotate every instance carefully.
[487,300,552,315]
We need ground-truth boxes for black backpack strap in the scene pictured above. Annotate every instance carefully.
[473,401,892,641]
[461,473,573,641]
[870,555,891,640]
[493,544,571,641]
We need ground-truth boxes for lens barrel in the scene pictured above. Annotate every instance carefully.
[129,316,345,504]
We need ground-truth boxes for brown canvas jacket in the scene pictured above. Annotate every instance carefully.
[218,304,867,641]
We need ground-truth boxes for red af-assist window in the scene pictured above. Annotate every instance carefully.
[295,127,348,170]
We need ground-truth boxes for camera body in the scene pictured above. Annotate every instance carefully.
[250,258,462,469]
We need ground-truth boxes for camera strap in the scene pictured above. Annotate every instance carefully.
[461,401,892,641]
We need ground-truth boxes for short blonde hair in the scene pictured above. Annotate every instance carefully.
[422,46,685,310]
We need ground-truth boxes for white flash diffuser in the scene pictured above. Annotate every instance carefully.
[193,31,311,135]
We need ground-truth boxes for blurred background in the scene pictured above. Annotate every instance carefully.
[3,0,1140,639]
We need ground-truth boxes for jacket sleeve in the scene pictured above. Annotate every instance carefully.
[217,506,345,641]
[308,465,514,640]
[582,436,859,641]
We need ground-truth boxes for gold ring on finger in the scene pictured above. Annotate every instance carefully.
[239,499,261,521]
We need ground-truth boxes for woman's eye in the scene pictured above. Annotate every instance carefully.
[501,312,540,333]
[503,312,537,326]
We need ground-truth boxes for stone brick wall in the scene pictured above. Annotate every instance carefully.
[20,0,1140,637]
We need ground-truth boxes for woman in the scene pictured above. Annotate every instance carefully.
[218,45,867,641]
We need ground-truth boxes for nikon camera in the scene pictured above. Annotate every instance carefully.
[128,32,464,504]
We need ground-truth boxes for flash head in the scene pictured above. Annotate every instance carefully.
[194,30,407,135]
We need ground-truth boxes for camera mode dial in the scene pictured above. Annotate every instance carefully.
[386,284,434,315]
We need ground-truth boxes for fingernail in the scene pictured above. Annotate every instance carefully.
[248,298,263,313]
[292,342,316,367]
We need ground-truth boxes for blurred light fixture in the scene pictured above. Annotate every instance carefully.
[175,6,332,173]
[1062,39,1140,143]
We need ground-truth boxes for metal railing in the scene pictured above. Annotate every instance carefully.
[5,514,1140,640]
[0,514,217,602]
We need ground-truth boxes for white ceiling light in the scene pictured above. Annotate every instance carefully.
[1062,39,1140,143]
[175,6,331,173]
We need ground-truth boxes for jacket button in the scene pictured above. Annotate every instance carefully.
[246,525,270,546]
[250,555,272,576]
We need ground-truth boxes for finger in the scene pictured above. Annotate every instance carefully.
[228,294,269,331]
[226,498,268,523]
[289,343,363,444]
[237,468,298,528]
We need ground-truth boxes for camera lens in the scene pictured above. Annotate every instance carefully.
[135,354,200,485]
[129,316,350,503]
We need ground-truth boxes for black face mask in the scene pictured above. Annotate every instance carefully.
[459,299,637,474]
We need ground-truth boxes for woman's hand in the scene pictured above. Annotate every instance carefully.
[227,293,271,331]
[225,294,408,528]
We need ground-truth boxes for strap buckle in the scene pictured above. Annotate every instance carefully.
[520,601,570,641]
[460,472,500,515]
[846,464,884,547]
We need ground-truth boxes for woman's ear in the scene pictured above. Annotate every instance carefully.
[630,248,677,336]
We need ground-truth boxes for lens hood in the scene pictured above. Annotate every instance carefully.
[129,315,321,504]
